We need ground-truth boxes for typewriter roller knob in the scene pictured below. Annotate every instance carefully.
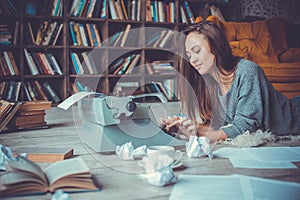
[126,101,136,112]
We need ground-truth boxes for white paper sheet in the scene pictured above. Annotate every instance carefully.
[213,146,300,169]
[229,158,297,169]
[57,92,98,110]
[169,174,300,200]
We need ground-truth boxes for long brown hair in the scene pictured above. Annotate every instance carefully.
[178,21,239,126]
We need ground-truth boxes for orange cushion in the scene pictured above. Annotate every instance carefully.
[260,62,300,82]
[266,18,289,55]
[229,41,249,59]
[279,48,300,63]
[220,19,278,63]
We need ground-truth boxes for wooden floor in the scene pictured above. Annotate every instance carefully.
[1,106,300,200]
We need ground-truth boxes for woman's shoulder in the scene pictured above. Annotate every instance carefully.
[236,59,263,76]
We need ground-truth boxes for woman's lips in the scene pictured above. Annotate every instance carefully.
[195,64,202,71]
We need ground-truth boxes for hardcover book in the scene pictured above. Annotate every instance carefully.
[0,157,100,196]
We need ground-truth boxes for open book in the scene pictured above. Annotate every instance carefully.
[0,156,100,196]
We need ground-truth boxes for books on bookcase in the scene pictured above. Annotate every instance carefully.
[24,49,62,76]
[70,0,107,18]
[180,0,195,24]
[146,0,176,23]
[0,0,238,104]
[0,51,20,76]
[0,81,22,102]
[0,22,20,45]
[23,81,61,103]
[108,53,141,75]
[69,22,102,47]
[108,0,140,20]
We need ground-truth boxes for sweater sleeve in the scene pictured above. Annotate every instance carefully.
[222,63,268,138]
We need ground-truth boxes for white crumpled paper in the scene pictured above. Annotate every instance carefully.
[51,190,71,200]
[115,142,146,160]
[186,136,214,159]
[140,166,177,187]
[139,154,177,186]
[0,145,19,171]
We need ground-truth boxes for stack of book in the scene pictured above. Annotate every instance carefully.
[9,100,51,130]
[0,100,22,132]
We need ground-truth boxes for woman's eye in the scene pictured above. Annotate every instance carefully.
[194,48,201,54]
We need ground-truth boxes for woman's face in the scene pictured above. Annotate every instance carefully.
[185,32,215,75]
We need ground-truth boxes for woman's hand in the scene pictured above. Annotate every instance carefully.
[197,124,227,142]
[160,116,197,140]
[159,116,181,134]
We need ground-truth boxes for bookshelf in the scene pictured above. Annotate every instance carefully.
[0,0,239,104]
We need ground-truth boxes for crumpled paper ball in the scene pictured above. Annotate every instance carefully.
[0,145,21,171]
[140,166,177,187]
[139,154,177,186]
[115,142,146,160]
[140,154,174,173]
[186,136,214,159]
[224,130,276,147]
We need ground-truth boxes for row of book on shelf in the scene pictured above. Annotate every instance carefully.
[69,22,102,47]
[1,0,199,24]
[0,99,51,132]
[0,81,61,103]
[0,51,19,76]
[0,22,19,45]
[24,49,62,76]
[70,51,99,75]
[26,21,63,46]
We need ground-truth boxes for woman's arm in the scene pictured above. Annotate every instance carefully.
[162,117,227,142]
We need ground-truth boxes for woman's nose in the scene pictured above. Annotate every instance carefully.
[190,54,198,64]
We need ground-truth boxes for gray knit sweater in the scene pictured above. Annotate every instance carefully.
[220,59,300,138]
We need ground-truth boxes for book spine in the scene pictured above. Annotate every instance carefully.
[34,81,48,100]
[7,51,19,75]
[70,52,82,74]
[2,51,15,76]
[51,23,63,45]
[78,24,89,46]
[43,82,61,103]
[69,22,78,46]
[24,49,39,75]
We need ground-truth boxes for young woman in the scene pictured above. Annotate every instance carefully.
[161,21,300,142]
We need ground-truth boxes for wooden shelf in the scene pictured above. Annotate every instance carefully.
[0,0,239,104]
